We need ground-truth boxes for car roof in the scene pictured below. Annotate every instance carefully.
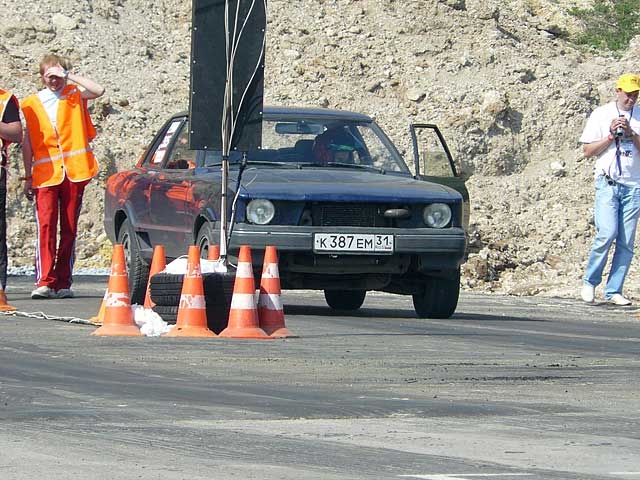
[173,106,373,123]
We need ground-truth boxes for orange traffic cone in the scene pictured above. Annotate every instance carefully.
[0,286,17,312]
[219,245,270,339]
[89,289,107,324]
[258,246,295,337]
[163,245,216,337]
[92,244,143,336]
[143,245,166,309]
[208,244,220,261]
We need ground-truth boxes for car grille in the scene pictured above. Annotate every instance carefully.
[311,203,389,227]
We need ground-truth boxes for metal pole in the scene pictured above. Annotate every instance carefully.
[220,154,229,261]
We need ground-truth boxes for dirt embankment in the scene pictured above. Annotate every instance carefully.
[3,0,640,300]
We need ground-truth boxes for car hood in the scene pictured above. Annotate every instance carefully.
[231,167,461,203]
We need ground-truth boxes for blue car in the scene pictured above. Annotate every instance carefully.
[104,106,469,318]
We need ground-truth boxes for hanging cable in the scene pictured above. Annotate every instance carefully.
[224,0,266,147]
[227,153,248,241]
[219,0,267,257]
[2,309,97,325]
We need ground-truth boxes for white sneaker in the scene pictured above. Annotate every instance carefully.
[607,294,631,306]
[31,285,53,299]
[56,288,75,299]
[580,283,595,303]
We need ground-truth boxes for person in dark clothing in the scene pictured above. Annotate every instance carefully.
[0,88,23,308]
[312,127,358,165]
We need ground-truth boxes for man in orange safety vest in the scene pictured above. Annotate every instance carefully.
[21,54,105,299]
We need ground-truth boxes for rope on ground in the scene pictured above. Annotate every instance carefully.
[0,309,98,325]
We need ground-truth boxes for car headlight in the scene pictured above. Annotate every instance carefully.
[422,203,452,228]
[246,199,275,225]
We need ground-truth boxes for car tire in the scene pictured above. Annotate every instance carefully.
[151,304,178,324]
[149,271,236,334]
[149,273,184,306]
[324,289,366,311]
[412,269,460,319]
[196,223,217,260]
[117,218,149,306]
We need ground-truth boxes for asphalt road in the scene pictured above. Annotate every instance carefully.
[1,275,639,480]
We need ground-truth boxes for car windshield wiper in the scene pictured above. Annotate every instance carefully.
[323,162,385,173]
[242,160,298,167]
[203,160,387,173]
[281,161,377,170]
[204,160,295,167]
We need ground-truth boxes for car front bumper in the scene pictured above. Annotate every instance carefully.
[222,223,466,271]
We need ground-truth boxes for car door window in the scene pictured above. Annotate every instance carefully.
[420,132,455,177]
[147,119,183,168]
[164,122,198,170]
[410,124,458,177]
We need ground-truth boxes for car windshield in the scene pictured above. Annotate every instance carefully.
[203,118,410,173]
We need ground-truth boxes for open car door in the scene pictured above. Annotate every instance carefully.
[410,123,470,232]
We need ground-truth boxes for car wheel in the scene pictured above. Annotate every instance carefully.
[412,269,460,319]
[196,223,216,260]
[324,289,366,311]
[116,218,149,305]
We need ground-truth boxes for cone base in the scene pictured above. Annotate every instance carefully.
[266,327,296,338]
[219,326,272,339]
[0,304,18,312]
[92,324,143,336]
[89,305,106,325]
[259,310,294,338]
[163,326,216,338]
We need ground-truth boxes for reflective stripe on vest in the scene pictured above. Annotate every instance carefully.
[21,85,98,188]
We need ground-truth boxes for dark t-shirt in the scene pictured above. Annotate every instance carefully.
[1,95,20,165]
[2,96,20,124]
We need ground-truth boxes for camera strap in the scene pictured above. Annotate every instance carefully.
[614,105,634,175]
[615,136,622,176]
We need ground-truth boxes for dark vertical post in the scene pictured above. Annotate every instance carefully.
[189,0,267,261]
[189,0,265,151]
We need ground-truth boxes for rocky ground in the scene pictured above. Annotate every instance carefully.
[2,0,639,302]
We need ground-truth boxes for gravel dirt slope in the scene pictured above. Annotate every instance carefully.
[2,0,639,301]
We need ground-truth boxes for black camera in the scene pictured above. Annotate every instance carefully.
[616,115,625,138]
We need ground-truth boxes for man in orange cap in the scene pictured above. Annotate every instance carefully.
[21,54,105,299]
[579,73,640,306]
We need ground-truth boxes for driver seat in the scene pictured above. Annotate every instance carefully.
[294,139,314,161]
